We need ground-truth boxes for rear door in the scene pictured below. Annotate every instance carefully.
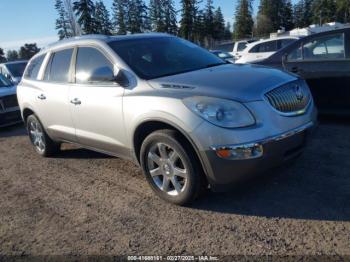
[69,46,127,156]
[36,48,76,141]
[284,31,350,112]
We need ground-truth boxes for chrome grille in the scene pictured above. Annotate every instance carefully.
[265,81,310,115]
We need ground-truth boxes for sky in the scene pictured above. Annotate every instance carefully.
[0,0,290,52]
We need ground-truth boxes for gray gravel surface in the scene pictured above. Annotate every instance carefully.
[0,121,349,256]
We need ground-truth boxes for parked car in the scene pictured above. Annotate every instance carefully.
[17,34,317,205]
[0,61,28,84]
[231,39,257,60]
[257,28,350,114]
[0,74,22,127]
[235,37,299,64]
[210,50,235,63]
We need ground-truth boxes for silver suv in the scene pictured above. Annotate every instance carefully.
[17,34,317,205]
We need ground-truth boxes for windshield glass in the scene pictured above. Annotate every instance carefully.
[108,37,225,80]
[6,62,27,77]
[0,74,12,87]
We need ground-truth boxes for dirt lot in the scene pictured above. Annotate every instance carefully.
[0,120,350,257]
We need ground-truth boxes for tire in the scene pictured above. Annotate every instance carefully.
[26,114,60,157]
[140,129,206,205]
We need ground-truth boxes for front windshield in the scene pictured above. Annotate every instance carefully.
[6,62,27,77]
[0,74,12,87]
[108,37,225,80]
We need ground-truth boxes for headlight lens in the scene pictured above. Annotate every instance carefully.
[183,96,255,128]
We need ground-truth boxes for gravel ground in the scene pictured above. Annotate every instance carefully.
[0,120,349,257]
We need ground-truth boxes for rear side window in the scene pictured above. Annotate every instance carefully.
[250,41,278,53]
[75,47,114,84]
[44,49,73,83]
[24,55,45,80]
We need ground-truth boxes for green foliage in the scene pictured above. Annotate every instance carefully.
[311,0,337,24]
[234,0,254,40]
[0,48,6,63]
[19,44,40,60]
[179,0,198,41]
[112,0,128,34]
[127,0,151,33]
[6,50,19,62]
[149,0,177,34]
[213,7,225,40]
[336,0,350,23]
[73,0,96,34]
[55,0,71,39]
[95,1,113,35]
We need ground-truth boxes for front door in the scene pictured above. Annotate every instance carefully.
[69,46,127,156]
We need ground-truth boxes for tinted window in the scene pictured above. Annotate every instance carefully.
[303,33,345,60]
[6,62,27,77]
[0,74,12,87]
[45,49,73,82]
[287,44,303,61]
[24,55,45,80]
[280,39,296,48]
[108,37,224,80]
[250,41,278,53]
[237,42,247,52]
[75,47,114,84]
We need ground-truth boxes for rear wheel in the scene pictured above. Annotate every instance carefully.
[140,129,205,205]
[26,114,60,157]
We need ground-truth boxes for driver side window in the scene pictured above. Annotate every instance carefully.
[75,47,115,84]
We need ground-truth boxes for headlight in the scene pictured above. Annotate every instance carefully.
[183,96,255,128]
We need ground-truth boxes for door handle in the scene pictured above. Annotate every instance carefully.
[70,98,81,105]
[37,94,46,100]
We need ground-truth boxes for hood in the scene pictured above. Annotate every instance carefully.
[148,64,297,102]
[0,85,17,97]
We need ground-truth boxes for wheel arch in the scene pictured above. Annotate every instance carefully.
[132,119,209,180]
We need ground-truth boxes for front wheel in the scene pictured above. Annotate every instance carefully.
[26,114,60,157]
[140,129,205,205]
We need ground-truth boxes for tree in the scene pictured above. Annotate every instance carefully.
[95,1,113,35]
[233,0,254,40]
[6,50,19,62]
[73,0,96,34]
[224,22,232,40]
[204,0,215,40]
[280,0,294,31]
[0,48,6,63]
[55,0,71,39]
[335,0,350,23]
[293,0,313,28]
[112,0,128,34]
[64,0,82,36]
[127,0,150,33]
[179,0,198,41]
[311,0,336,24]
[213,7,225,40]
[163,0,178,35]
[149,0,165,32]
[19,44,40,60]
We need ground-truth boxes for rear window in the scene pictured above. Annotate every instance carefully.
[44,49,73,83]
[24,55,45,80]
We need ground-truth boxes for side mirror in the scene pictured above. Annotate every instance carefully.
[114,70,129,87]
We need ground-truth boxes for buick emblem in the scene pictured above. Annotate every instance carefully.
[294,85,304,101]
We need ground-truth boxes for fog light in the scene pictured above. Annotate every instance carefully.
[212,143,263,160]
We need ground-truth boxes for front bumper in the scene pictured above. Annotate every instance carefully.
[201,121,315,191]
[0,108,22,128]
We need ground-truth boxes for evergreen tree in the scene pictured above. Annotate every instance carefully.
[112,0,128,34]
[73,0,96,34]
[311,0,336,24]
[335,0,350,23]
[0,48,6,63]
[95,1,113,35]
[127,0,150,33]
[6,50,19,62]
[204,0,215,39]
[233,0,254,40]
[179,0,198,41]
[19,44,40,60]
[213,7,225,40]
[193,9,206,44]
[281,0,294,31]
[55,0,71,39]
[224,22,232,40]
[163,0,178,35]
[293,0,313,28]
[149,0,165,32]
